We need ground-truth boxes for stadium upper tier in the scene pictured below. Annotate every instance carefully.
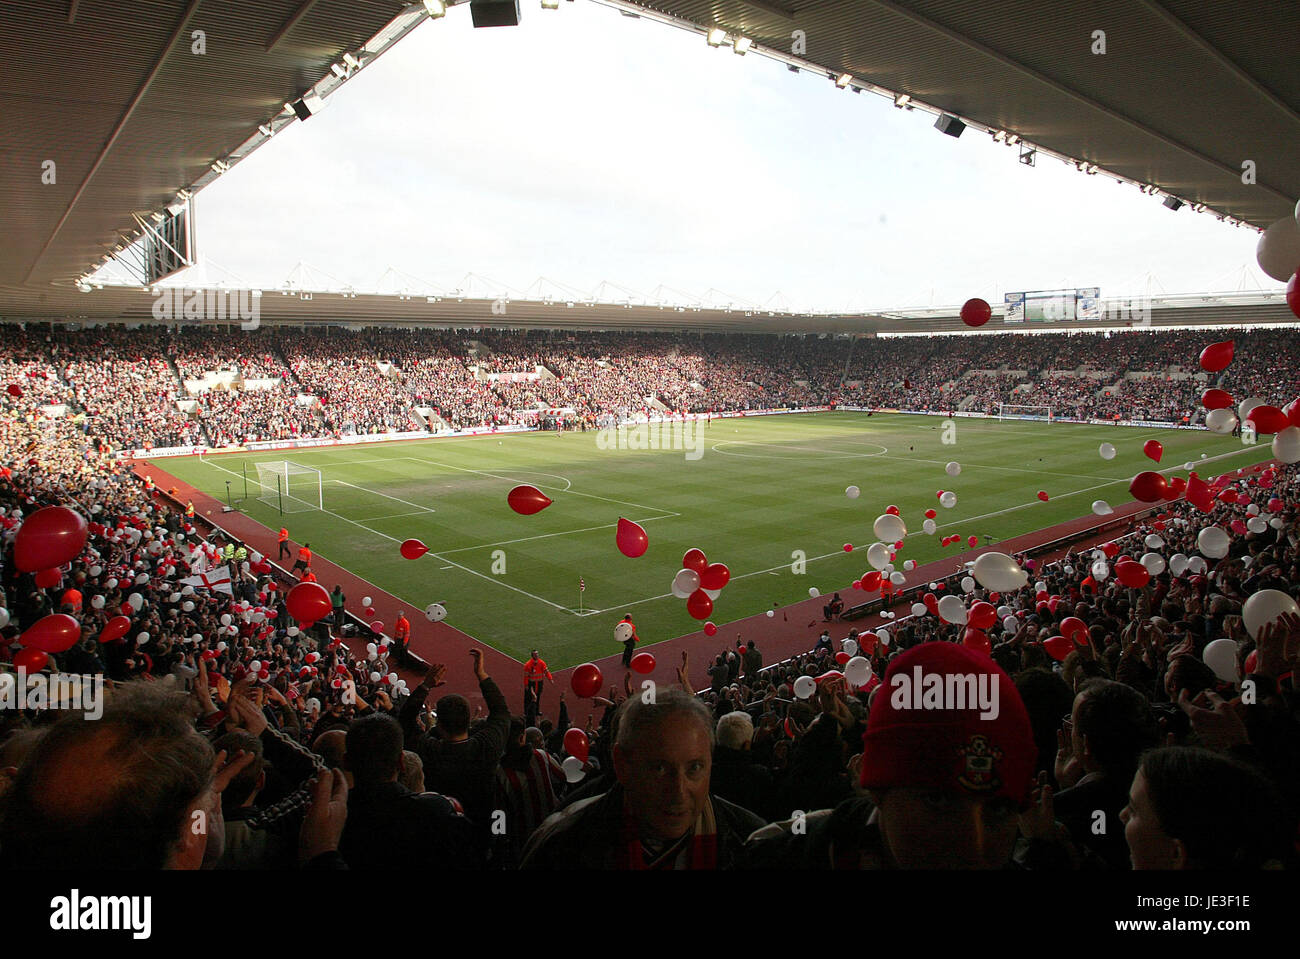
[2,324,1298,453]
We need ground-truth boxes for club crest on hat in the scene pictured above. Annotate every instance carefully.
[955,735,1002,792]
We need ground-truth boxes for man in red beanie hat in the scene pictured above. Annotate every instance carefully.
[743,642,1061,869]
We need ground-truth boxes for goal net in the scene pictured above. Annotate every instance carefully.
[254,461,323,514]
[997,404,1052,422]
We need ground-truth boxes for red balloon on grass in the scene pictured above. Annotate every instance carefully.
[700,563,730,590]
[99,615,131,644]
[885,505,900,516]
[704,622,717,636]
[14,505,88,573]
[967,535,978,547]
[1129,471,1167,503]
[571,663,603,698]
[399,538,428,560]
[682,548,708,572]
[287,582,331,626]
[630,652,656,674]
[507,485,553,515]
[842,543,853,553]
[1036,490,1049,502]
[686,589,713,620]
[20,613,82,654]
[12,648,48,672]
[924,509,937,519]
[615,517,649,558]
[563,727,589,762]
[960,297,992,328]
[1198,340,1234,373]
[1143,440,1163,463]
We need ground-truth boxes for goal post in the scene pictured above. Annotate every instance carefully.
[997,404,1052,422]
[253,461,323,514]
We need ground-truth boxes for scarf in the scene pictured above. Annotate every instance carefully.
[620,798,718,870]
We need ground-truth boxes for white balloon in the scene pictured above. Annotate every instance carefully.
[845,485,860,499]
[427,602,449,622]
[182,600,195,612]
[972,552,1028,592]
[808,587,820,598]
[1247,516,1268,533]
[1242,589,1300,641]
[1098,443,1116,460]
[1092,500,1114,516]
[89,565,103,577]
[1140,552,1166,576]
[136,632,150,644]
[901,560,914,572]
[766,610,775,618]
[877,629,891,647]
[961,576,975,593]
[1272,426,1300,464]
[366,642,377,654]
[793,675,816,700]
[1144,534,1165,549]
[885,563,896,574]
[1197,526,1230,559]
[220,613,233,627]
[388,673,398,685]
[882,611,895,620]
[873,514,907,542]
[105,578,118,589]
[1270,516,1285,529]
[0,607,8,629]
[134,573,149,585]
[1246,504,1260,516]
[181,586,194,596]
[945,462,962,477]
[939,491,957,509]
[671,568,701,598]
[1091,559,1110,582]
[922,519,937,535]
[561,756,586,783]
[938,594,967,625]
[362,596,373,607]
[1064,565,1074,576]
[889,571,906,586]
[844,656,872,687]
[370,671,382,682]
[1002,615,1018,632]
[127,593,144,611]
[287,626,300,637]
[1168,553,1190,576]
[1206,408,1238,435]
[90,595,106,610]
[866,542,891,571]
[702,587,722,600]
[1035,581,1048,594]
[1202,638,1239,685]
[1237,396,1266,423]
[997,606,1012,618]
[192,633,203,644]
[1186,556,1208,574]
[1255,215,1300,281]
[842,638,859,656]
[911,602,928,617]
[250,661,262,673]
[614,622,634,643]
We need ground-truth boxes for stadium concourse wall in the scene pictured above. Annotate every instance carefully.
[116,405,1204,460]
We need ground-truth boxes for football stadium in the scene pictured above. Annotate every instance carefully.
[3,0,1300,908]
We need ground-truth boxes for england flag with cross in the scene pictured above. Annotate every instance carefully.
[180,565,234,596]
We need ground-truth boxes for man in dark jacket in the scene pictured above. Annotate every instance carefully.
[400,649,510,831]
[709,711,776,821]
[339,712,479,870]
[520,689,765,869]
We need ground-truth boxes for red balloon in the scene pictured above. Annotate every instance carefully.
[364,606,376,618]
[34,567,62,588]
[960,297,992,328]
[1217,488,1238,504]
[1246,405,1289,435]
[885,505,900,516]
[371,621,385,634]
[923,592,939,615]
[1165,476,1187,500]
[1101,542,1120,558]
[20,613,82,654]
[924,508,937,519]
[14,505,89,573]
[1060,616,1088,645]
[287,582,331,626]
[852,580,863,590]
[835,651,851,665]
[988,592,1000,603]
[1129,471,1168,503]
[400,538,429,560]
[1143,440,1163,463]
[967,535,978,547]
[1230,518,1248,535]
[1198,340,1234,373]
[5,383,21,398]
[12,648,49,672]
[615,518,649,558]
[860,570,882,592]
[1201,388,1233,411]
[700,563,730,590]
[685,589,713,620]
[570,663,603,699]
[630,652,656,674]
[962,627,991,655]
[1043,635,1072,661]
[968,602,997,630]
[704,622,717,636]
[563,727,590,762]
[507,485,553,515]
[682,548,708,572]
[1185,474,1214,512]
[99,615,131,643]
[1036,490,1049,502]
[1288,273,1300,320]
[1115,561,1150,588]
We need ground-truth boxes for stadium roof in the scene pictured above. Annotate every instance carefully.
[2,0,1297,332]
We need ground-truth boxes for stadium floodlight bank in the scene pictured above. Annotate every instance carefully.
[998,404,1053,421]
[254,461,323,514]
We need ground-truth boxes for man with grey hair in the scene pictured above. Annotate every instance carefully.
[711,711,775,821]
[519,689,765,869]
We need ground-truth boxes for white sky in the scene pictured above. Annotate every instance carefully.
[189,0,1276,313]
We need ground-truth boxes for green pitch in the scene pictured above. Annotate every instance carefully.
[161,413,1274,667]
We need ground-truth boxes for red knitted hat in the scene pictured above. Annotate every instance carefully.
[861,641,1035,808]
